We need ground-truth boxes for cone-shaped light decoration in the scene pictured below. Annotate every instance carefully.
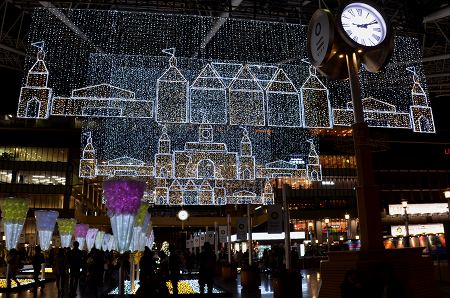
[1,198,29,250]
[146,228,154,249]
[35,210,59,251]
[131,226,142,252]
[131,203,148,252]
[95,231,105,250]
[103,179,146,253]
[75,224,89,250]
[102,233,111,251]
[57,218,76,248]
[107,235,116,251]
[86,228,98,251]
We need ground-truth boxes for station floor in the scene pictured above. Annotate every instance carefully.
[4,264,450,298]
[0,269,321,298]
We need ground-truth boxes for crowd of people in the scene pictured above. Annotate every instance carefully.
[4,241,218,297]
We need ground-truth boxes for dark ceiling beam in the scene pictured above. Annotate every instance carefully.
[423,5,450,23]
[0,43,25,56]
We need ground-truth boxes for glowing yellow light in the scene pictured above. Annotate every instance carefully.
[338,54,344,58]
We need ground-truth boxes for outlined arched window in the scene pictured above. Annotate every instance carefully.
[197,159,215,178]
[419,116,430,132]
[26,97,40,118]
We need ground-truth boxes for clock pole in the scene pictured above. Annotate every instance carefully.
[345,52,383,251]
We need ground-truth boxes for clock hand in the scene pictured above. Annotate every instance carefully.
[360,20,378,28]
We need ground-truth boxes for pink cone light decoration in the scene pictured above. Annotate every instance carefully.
[57,218,76,248]
[86,228,98,251]
[103,179,146,253]
[75,224,89,250]
[35,210,59,251]
[102,233,111,251]
[95,231,105,250]
[1,198,29,251]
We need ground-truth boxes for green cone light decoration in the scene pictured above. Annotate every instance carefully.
[1,198,29,250]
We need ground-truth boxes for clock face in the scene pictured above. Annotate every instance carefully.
[177,210,189,221]
[307,9,335,67]
[340,2,387,47]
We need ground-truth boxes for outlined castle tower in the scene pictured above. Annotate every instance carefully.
[266,68,302,127]
[17,42,53,119]
[229,65,265,126]
[154,125,173,178]
[190,64,227,124]
[408,67,435,133]
[300,66,332,128]
[156,48,189,123]
[238,128,256,180]
[79,132,97,178]
[306,139,322,181]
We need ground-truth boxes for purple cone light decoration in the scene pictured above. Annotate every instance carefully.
[103,179,146,253]
[75,224,89,250]
[35,210,59,251]
[86,228,98,251]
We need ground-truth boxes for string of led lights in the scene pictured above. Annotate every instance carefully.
[17,8,435,205]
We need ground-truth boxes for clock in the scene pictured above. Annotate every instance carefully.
[177,209,189,221]
[307,9,336,67]
[337,1,389,48]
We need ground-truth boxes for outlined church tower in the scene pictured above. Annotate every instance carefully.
[154,125,173,178]
[17,42,53,119]
[238,128,256,180]
[306,139,322,181]
[79,132,97,178]
[408,67,435,133]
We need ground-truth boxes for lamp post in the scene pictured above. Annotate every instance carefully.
[402,200,410,247]
[324,218,330,251]
[345,214,351,240]
[308,222,314,256]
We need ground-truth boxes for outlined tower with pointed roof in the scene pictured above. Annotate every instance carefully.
[79,132,97,178]
[262,179,274,205]
[155,48,189,123]
[300,66,332,128]
[17,42,53,119]
[306,139,322,181]
[190,63,227,124]
[408,67,435,133]
[154,125,173,178]
[266,68,302,127]
[228,65,265,126]
[238,128,256,180]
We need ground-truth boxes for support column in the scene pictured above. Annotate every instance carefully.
[214,221,219,260]
[247,205,252,266]
[283,183,291,270]
[227,214,232,264]
[346,52,383,251]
